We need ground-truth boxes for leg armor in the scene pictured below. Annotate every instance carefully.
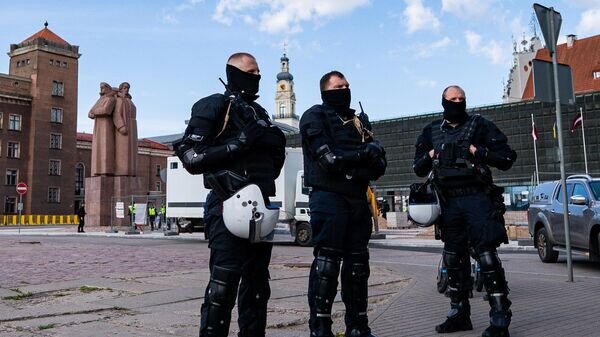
[199,265,241,337]
[435,250,472,334]
[308,250,341,337]
[479,250,511,337]
[342,251,375,337]
[237,246,272,337]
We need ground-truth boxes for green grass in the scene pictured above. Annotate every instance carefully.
[38,323,56,330]
[79,286,103,293]
[3,289,33,300]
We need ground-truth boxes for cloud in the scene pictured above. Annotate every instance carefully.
[464,30,506,65]
[162,14,179,24]
[176,0,205,12]
[411,36,452,58]
[403,0,440,34]
[212,0,370,34]
[417,79,437,88]
[441,0,492,18]
[576,8,600,36]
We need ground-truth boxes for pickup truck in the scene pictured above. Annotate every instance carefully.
[528,175,600,263]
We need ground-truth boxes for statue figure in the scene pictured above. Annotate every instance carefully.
[88,82,116,176]
[113,82,138,176]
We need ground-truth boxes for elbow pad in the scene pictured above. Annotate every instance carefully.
[316,144,340,172]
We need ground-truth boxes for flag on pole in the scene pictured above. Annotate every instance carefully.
[531,120,539,141]
[553,121,557,139]
[570,111,583,132]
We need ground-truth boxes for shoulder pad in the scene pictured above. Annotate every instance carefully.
[190,93,228,121]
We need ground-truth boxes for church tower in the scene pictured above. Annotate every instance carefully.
[274,53,298,129]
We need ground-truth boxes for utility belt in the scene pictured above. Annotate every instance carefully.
[204,170,249,201]
[443,185,484,198]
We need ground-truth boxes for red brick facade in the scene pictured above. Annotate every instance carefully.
[0,25,172,216]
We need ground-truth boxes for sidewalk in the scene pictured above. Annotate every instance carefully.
[0,226,537,252]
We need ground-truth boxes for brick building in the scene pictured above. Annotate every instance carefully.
[0,24,171,217]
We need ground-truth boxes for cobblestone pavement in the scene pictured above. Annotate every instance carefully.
[0,236,408,337]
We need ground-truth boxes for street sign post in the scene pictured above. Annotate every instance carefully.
[534,3,573,282]
[16,182,27,234]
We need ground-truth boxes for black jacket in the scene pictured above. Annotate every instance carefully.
[184,93,286,196]
[413,115,516,180]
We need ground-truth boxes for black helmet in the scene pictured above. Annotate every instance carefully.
[408,182,441,227]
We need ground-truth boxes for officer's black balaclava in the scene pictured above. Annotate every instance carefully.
[321,88,352,116]
[226,64,261,101]
[442,97,468,124]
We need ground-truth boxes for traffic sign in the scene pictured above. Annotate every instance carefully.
[534,3,562,54]
[16,182,27,195]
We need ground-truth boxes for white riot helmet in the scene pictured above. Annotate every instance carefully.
[222,184,279,242]
[407,182,441,227]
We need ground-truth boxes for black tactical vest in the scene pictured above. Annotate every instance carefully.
[431,115,483,190]
[304,105,370,197]
[204,97,279,196]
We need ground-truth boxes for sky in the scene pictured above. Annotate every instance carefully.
[1,0,600,138]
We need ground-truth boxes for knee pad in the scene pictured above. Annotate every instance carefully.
[478,250,502,272]
[203,265,241,336]
[312,255,341,316]
[443,250,463,270]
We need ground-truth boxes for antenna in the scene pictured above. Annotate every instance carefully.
[530,13,538,38]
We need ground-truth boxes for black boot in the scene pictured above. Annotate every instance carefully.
[435,300,473,333]
[479,251,512,337]
[342,253,375,337]
[309,254,341,337]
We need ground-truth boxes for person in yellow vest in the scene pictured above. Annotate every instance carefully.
[128,202,136,227]
[148,204,157,231]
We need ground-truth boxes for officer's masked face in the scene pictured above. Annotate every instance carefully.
[442,87,467,124]
[321,75,352,116]
[226,57,261,101]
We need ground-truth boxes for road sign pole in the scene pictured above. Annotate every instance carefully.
[547,6,573,282]
[18,194,22,235]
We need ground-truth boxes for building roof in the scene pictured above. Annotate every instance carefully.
[77,133,170,150]
[22,24,70,45]
[522,34,600,99]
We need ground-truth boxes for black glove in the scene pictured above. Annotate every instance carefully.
[363,141,384,160]
[238,119,267,147]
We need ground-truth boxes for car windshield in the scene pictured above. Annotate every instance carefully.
[589,181,600,200]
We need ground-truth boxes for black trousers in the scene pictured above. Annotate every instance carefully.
[199,192,273,337]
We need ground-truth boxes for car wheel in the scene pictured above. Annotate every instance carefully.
[536,227,559,263]
[590,233,600,263]
[295,222,312,247]
[436,258,449,294]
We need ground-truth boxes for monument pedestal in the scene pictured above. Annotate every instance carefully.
[85,176,146,227]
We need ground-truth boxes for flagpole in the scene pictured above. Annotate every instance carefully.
[531,114,540,185]
[580,107,588,175]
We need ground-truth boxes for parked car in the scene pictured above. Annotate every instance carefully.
[528,175,600,263]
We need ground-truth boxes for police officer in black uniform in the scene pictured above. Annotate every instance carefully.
[413,85,516,337]
[177,52,286,337]
[300,71,386,337]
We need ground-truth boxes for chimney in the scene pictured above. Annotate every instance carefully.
[567,34,577,48]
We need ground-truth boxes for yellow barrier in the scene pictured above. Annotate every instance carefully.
[0,215,78,226]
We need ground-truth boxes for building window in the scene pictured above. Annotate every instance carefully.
[75,163,84,196]
[0,112,3,129]
[49,59,53,65]
[62,62,67,68]
[5,169,18,185]
[26,59,30,65]
[155,181,161,191]
[170,162,178,169]
[4,197,17,214]
[279,103,286,118]
[51,107,63,123]
[52,81,64,96]
[7,142,20,158]
[49,159,61,176]
[156,164,161,177]
[8,114,21,131]
[594,71,600,79]
[48,187,60,203]
[50,133,62,149]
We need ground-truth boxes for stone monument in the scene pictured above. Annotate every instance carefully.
[85,82,144,227]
